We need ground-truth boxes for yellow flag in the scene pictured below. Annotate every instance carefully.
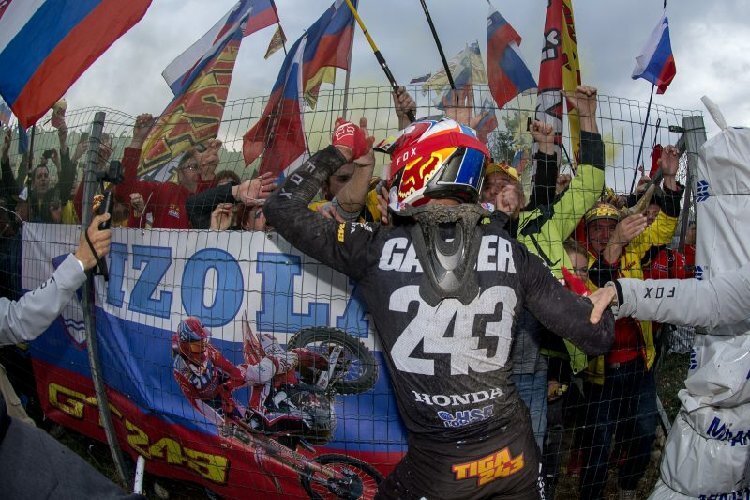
[139,39,240,179]
[264,24,286,60]
[561,0,582,160]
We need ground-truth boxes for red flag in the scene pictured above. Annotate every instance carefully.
[536,0,563,143]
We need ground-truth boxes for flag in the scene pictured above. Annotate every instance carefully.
[410,73,431,84]
[0,99,11,126]
[242,0,356,178]
[264,24,286,59]
[486,2,536,110]
[536,0,575,149]
[536,0,564,136]
[561,0,581,158]
[300,0,356,108]
[421,42,491,131]
[535,0,581,153]
[632,11,676,94]
[243,37,307,178]
[474,96,499,144]
[139,39,242,179]
[163,0,278,96]
[423,41,488,108]
[140,0,277,179]
[0,0,152,128]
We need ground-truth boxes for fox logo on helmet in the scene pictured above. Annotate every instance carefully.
[387,119,490,212]
[397,148,455,206]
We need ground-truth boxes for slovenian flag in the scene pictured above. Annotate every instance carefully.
[486,2,536,110]
[242,0,356,178]
[243,35,308,178]
[0,0,153,128]
[632,11,676,94]
[299,0,356,108]
[162,0,278,97]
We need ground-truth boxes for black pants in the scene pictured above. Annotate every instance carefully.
[376,406,542,499]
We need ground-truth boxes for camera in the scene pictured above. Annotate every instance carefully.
[42,149,55,160]
[97,160,124,185]
[94,190,114,280]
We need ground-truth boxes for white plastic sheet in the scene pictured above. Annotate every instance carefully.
[656,100,750,497]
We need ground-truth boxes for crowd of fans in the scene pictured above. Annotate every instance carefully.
[0,85,697,499]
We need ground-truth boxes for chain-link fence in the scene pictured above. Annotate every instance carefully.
[0,85,703,498]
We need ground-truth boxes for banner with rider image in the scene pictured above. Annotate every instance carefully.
[21,223,406,498]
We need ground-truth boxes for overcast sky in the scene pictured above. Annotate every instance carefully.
[64,0,750,139]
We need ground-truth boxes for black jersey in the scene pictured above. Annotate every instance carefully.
[264,146,614,497]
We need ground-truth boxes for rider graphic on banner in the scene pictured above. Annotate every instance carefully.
[171,316,300,429]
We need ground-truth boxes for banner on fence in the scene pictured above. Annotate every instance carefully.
[22,223,406,498]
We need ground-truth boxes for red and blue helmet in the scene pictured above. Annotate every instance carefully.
[381,118,490,212]
[173,317,211,365]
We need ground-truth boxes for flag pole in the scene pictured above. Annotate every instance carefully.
[418,0,456,91]
[269,0,287,55]
[344,0,415,121]
[629,84,655,195]
[341,18,355,120]
[278,22,288,55]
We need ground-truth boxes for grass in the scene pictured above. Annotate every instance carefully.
[550,350,691,499]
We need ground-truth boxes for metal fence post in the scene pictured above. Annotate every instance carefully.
[678,116,707,249]
[80,111,130,487]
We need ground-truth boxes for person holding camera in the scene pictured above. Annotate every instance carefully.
[0,214,141,498]
[16,107,77,224]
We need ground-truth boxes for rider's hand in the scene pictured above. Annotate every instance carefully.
[332,117,371,162]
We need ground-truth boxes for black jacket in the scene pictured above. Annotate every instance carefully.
[264,146,614,444]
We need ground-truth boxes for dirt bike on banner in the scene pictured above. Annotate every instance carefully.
[172,317,381,499]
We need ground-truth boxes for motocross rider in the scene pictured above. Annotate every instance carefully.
[263,117,615,499]
[172,317,300,429]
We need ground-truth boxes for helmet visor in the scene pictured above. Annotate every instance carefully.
[424,147,486,203]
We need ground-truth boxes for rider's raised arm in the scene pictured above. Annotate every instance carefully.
[518,243,615,355]
[263,145,376,282]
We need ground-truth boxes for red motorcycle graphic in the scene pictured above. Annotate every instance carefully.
[172,317,381,499]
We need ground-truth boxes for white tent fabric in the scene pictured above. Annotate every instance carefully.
[649,98,750,499]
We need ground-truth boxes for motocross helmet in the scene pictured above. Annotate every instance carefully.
[173,317,210,366]
[382,119,490,213]
[379,119,492,305]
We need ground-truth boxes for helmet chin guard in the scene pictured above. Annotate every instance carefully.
[405,203,489,306]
